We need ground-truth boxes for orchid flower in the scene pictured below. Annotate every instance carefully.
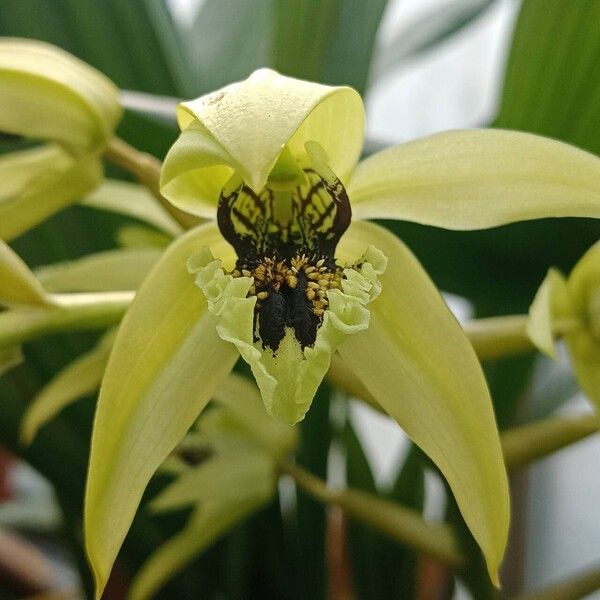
[0,38,122,240]
[528,240,600,409]
[84,69,600,598]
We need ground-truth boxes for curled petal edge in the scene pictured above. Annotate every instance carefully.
[188,245,386,424]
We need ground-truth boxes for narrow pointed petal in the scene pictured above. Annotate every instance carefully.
[84,224,238,598]
[161,69,364,217]
[212,373,297,457]
[21,329,116,445]
[0,238,49,307]
[349,129,600,228]
[0,345,23,377]
[527,269,570,359]
[35,248,162,293]
[130,498,268,600]
[116,226,172,249]
[81,180,183,237]
[336,221,509,583]
[150,448,274,512]
[0,38,121,153]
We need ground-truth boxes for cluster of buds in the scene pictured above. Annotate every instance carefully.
[0,39,122,240]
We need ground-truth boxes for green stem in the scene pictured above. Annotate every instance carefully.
[464,314,581,361]
[0,292,133,348]
[104,136,198,230]
[279,460,465,568]
[514,565,600,600]
[501,414,600,470]
[464,315,533,360]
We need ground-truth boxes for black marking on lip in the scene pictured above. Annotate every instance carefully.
[257,269,320,352]
[217,166,349,353]
[217,167,351,261]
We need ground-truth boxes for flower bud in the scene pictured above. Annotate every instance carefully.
[0,38,122,239]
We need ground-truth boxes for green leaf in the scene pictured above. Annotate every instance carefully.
[184,0,270,94]
[84,224,239,597]
[316,0,391,94]
[495,0,600,157]
[372,0,494,82]
[0,0,192,97]
[337,220,509,584]
[272,0,389,94]
[20,328,116,444]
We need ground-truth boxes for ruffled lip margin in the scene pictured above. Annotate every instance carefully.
[188,244,387,424]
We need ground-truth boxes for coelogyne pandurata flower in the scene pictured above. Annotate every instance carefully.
[85,68,600,598]
[188,145,386,425]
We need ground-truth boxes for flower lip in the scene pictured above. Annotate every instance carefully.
[188,241,385,424]
[216,154,352,352]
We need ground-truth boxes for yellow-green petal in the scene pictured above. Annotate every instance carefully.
[527,242,600,410]
[116,226,172,249]
[151,448,275,512]
[212,372,297,458]
[20,329,116,445]
[0,238,49,307]
[81,179,183,237]
[568,240,600,317]
[0,149,103,241]
[527,269,571,359]
[0,38,121,153]
[0,144,70,200]
[336,221,509,584]
[84,223,237,598]
[0,345,22,377]
[35,248,162,293]
[130,498,267,600]
[349,129,600,228]
[161,69,364,217]
[565,241,600,409]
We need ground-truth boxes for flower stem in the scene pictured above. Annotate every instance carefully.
[514,564,600,600]
[464,314,582,360]
[0,292,133,348]
[279,460,465,567]
[104,137,198,230]
[502,414,600,470]
[464,315,533,360]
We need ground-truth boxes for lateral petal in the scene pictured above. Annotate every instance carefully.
[349,129,600,228]
[84,223,237,598]
[337,221,509,584]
